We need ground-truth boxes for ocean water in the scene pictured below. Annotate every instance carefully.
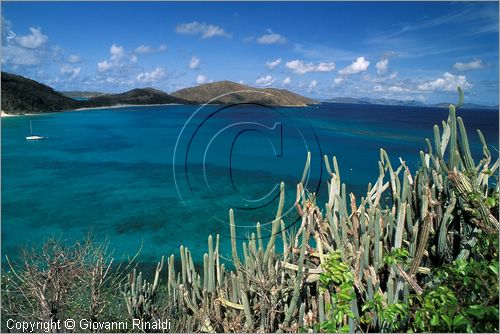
[2,103,498,268]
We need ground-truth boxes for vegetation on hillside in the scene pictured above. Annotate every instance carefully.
[171,80,318,106]
[1,88,498,333]
[1,72,316,114]
[1,72,83,114]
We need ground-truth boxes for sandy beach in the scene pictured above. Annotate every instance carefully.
[1,111,18,117]
[1,103,184,118]
[74,103,183,111]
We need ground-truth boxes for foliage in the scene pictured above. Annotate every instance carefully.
[317,251,355,333]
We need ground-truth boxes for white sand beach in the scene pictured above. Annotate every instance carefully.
[1,111,18,117]
[74,103,183,111]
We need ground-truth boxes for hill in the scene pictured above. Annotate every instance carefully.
[61,91,105,99]
[171,81,317,106]
[87,88,188,107]
[0,72,188,114]
[327,97,426,107]
[1,72,82,114]
[432,102,498,110]
[327,96,498,110]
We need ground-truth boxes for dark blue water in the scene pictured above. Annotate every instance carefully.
[2,103,498,266]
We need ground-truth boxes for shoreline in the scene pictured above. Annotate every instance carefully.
[1,110,19,117]
[1,103,184,117]
[74,103,183,111]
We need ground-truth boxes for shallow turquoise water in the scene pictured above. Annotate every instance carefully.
[2,103,498,267]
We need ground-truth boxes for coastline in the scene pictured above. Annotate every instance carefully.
[0,103,184,117]
[1,110,18,117]
[74,103,183,111]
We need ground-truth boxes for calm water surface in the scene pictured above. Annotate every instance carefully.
[2,103,498,266]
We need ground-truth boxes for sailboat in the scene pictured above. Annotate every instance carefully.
[26,120,44,140]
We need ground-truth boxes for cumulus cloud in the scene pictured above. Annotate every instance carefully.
[339,57,370,75]
[60,64,81,79]
[67,54,81,63]
[257,29,287,44]
[97,59,114,72]
[1,21,52,67]
[389,72,398,79]
[266,58,281,69]
[376,58,389,75]
[282,77,291,86]
[110,44,125,60]
[134,44,167,54]
[196,74,206,84]
[175,21,231,39]
[285,59,335,74]
[334,77,344,85]
[417,72,472,92]
[97,44,136,72]
[15,27,48,49]
[136,67,166,83]
[255,75,275,87]
[2,45,41,66]
[373,85,409,93]
[308,80,318,93]
[189,56,200,69]
[453,59,485,71]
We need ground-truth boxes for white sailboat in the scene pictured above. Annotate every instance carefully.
[26,120,44,140]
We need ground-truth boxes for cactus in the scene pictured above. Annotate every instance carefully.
[122,87,498,332]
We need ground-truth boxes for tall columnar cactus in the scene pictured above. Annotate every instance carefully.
[121,256,164,321]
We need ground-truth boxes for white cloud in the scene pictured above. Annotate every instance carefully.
[15,27,48,49]
[67,54,81,63]
[255,75,275,87]
[389,72,398,79]
[175,21,231,39]
[97,59,114,72]
[1,22,52,67]
[417,72,472,92]
[339,57,370,75]
[97,44,136,72]
[285,59,335,74]
[136,67,166,83]
[308,80,318,92]
[373,85,408,93]
[189,56,200,69]
[376,58,389,75]
[60,64,81,78]
[134,44,167,54]
[110,44,125,60]
[334,77,344,85]
[257,29,287,44]
[266,58,282,69]
[196,74,206,84]
[2,45,41,66]
[282,77,291,86]
[453,59,485,71]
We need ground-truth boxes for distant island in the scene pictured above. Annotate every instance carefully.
[1,72,317,115]
[326,96,498,110]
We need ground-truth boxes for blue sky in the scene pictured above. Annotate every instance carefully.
[1,1,498,105]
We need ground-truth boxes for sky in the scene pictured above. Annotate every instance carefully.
[1,1,499,105]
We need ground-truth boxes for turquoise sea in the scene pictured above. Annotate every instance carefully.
[2,103,498,268]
